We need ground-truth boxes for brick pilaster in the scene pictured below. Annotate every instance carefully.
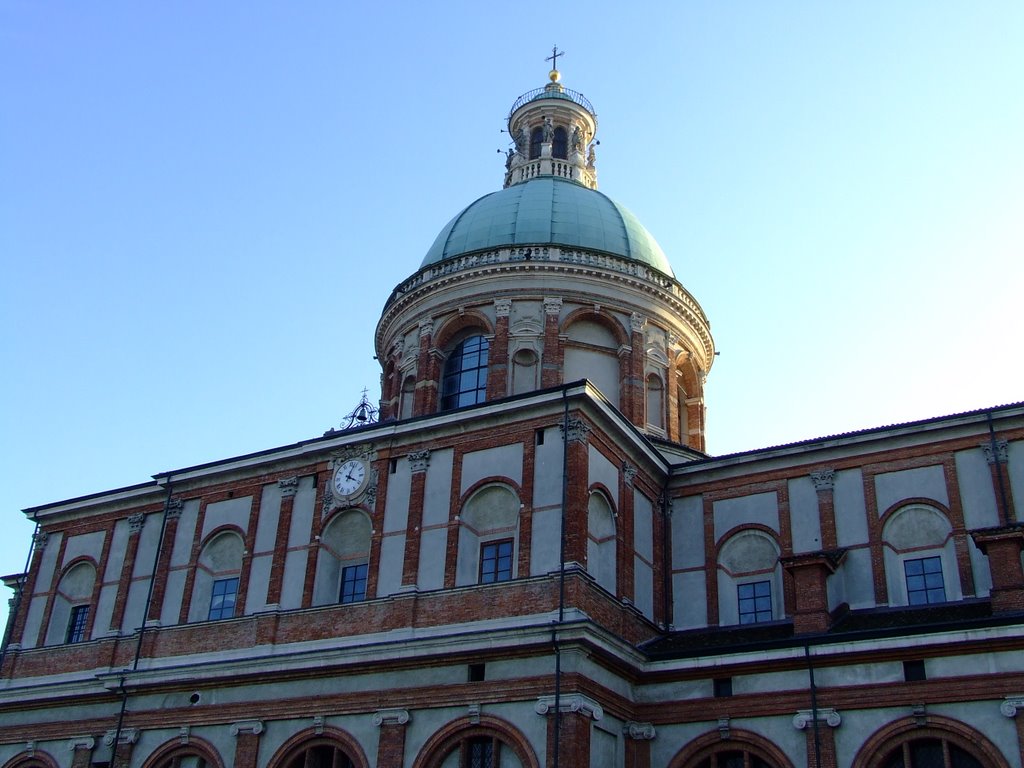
[402,451,430,588]
[624,722,655,768]
[810,470,838,550]
[109,513,146,634]
[982,439,1016,524]
[794,708,840,768]
[8,531,49,649]
[781,551,846,634]
[230,720,263,768]
[619,467,637,603]
[374,709,410,768]
[624,313,647,427]
[147,497,183,623]
[972,525,1024,612]
[487,299,511,400]
[562,419,591,566]
[413,320,436,415]
[265,477,298,607]
[538,694,601,768]
[541,297,563,387]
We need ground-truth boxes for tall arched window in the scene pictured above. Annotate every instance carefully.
[442,335,489,410]
[878,739,983,768]
[189,531,244,623]
[717,530,782,626]
[281,743,356,768]
[45,560,96,646]
[456,485,520,587]
[529,126,543,159]
[552,126,568,159]
[646,373,665,431]
[882,504,958,607]
[314,510,372,606]
[587,491,617,594]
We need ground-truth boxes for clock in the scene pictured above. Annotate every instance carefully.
[333,459,368,497]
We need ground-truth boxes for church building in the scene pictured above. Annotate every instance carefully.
[2,64,1024,768]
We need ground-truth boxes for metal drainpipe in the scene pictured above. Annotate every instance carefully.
[0,519,39,673]
[804,643,822,768]
[110,477,175,764]
[661,481,671,630]
[553,389,571,768]
[986,412,1011,525]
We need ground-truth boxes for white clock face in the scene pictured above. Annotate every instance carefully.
[333,459,367,496]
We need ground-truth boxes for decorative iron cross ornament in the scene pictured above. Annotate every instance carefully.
[546,46,564,69]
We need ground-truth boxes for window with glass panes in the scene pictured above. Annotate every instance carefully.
[340,563,368,603]
[737,580,772,624]
[479,539,513,583]
[904,556,946,605]
[441,336,489,410]
[208,577,238,620]
[66,605,90,643]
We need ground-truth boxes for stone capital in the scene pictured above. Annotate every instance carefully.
[229,720,264,737]
[793,708,841,729]
[408,450,430,473]
[810,469,835,491]
[534,693,603,721]
[418,319,433,339]
[624,721,656,740]
[165,497,184,519]
[372,708,410,727]
[543,297,563,316]
[103,728,139,746]
[630,312,647,334]
[1001,696,1024,718]
[68,736,95,752]
[494,298,512,317]
[278,476,299,498]
[127,512,146,534]
[622,462,638,487]
[560,418,592,445]
[32,531,49,550]
[982,439,1009,465]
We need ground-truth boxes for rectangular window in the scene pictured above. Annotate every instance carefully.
[737,580,773,624]
[480,539,513,583]
[209,577,239,620]
[66,605,90,644]
[340,563,368,603]
[905,556,946,605]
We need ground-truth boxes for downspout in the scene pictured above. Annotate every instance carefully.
[553,389,570,768]
[804,642,822,768]
[110,476,175,763]
[986,412,1011,525]
[0,519,39,673]
[660,480,671,631]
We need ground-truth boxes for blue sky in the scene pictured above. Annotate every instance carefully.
[1,2,1022,630]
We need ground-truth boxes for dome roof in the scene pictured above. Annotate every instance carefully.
[421,177,675,278]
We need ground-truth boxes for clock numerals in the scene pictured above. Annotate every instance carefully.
[333,460,367,497]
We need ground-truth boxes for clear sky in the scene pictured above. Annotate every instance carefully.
[1,2,1022,631]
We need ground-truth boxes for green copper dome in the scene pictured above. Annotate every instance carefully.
[421,177,675,278]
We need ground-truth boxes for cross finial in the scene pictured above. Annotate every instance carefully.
[545,45,564,71]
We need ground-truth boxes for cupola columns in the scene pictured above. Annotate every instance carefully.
[504,68,598,190]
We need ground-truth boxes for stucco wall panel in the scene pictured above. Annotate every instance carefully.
[874,464,947,514]
[713,492,778,541]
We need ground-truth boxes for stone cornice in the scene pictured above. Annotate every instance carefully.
[377,248,713,364]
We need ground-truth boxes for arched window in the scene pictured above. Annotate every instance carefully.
[189,531,244,623]
[442,335,489,411]
[400,375,416,419]
[529,126,543,159]
[882,504,958,607]
[878,738,983,768]
[416,722,536,768]
[45,560,96,646]
[552,126,568,159]
[456,485,520,587]
[692,751,776,768]
[281,743,356,768]
[646,373,665,431]
[563,319,621,405]
[314,510,372,605]
[587,491,617,594]
[717,530,782,626]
